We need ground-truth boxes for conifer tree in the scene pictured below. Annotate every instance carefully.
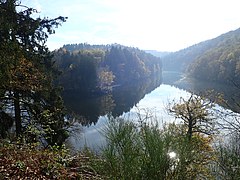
[0,0,67,145]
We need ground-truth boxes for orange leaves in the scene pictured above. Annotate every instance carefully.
[9,56,45,91]
[0,143,105,179]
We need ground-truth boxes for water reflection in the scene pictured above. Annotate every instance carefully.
[163,71,240,113]
[65,83,190,152]
[63,71,240,126]
[63,75,162,125]
[64,71,240,151]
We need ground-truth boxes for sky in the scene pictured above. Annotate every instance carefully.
[24,0,240,52]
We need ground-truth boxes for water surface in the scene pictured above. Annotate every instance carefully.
[65,71,240,151]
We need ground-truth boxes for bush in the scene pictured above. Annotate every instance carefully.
[99,116,214,179]
[0,141,103,179]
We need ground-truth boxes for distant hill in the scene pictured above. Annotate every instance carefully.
[145,50,170,58]
[162,38,221,72]
[162,28,240,84]
[62,43,111,52]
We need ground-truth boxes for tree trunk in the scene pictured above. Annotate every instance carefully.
[14,90,22,136]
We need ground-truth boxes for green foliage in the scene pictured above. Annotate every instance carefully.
[214,133,240,179]
[104,46,162,84]
[99,116,214,179]
[163,27,240,85]
[55,49,105,92]
[189,31,240,84]
[102,118,141,179]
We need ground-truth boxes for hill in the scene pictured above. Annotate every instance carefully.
[53,44,162,93]
[189,29,240,84]
[145,50,170,58]
[162,28,240,84]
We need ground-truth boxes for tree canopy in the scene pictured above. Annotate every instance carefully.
[0,0,67,145]
[54,44,162,92]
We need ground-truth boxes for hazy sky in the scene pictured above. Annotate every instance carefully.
[24,0,240,52]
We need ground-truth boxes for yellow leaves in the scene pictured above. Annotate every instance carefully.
[9,56,45,91]
[169,94,215,139]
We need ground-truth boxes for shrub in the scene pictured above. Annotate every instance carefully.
[99,116,214,179]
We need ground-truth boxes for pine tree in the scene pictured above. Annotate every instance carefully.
[0,0,67,145]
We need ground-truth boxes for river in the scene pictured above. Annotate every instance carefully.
[64,71,240,152]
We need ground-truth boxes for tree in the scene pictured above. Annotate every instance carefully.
[168,94,216,140]
[0,0,67,145]
[97,67,115,92]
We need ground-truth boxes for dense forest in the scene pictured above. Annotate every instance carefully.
[162,28,240,84]
[189,29,240,84]
[54,44,162,93]
[144,50,170,58]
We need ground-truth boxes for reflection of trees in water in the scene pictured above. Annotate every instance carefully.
[63,93,115,125]
[111,76,162,117]
[163,71,240,113]
[63,75,162,125]
[183,78,240,113]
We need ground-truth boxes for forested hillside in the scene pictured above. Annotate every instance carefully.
[189,29,240,84]
[162,39,218,71]
[144,50,170,58]
[162,28,240,84]
[54,44,162,93]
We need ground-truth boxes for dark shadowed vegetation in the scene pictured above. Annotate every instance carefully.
[54,44,162,94]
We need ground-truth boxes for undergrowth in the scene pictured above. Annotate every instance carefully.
[0,140,104,179]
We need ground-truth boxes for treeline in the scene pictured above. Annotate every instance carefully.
[62,43,111,52]
[54,44,162,93]
[163,28,240,85]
